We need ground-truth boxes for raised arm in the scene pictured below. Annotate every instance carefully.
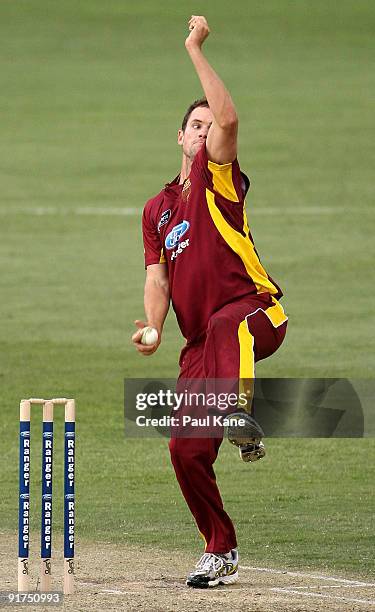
[132,263,170,355]
[185,15,238,165]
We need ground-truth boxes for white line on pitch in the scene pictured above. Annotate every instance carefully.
[239,566,374,587]
[0,205,371,217]
[99,589,137,595]
[284,584,373,589]
[0,206,141,216]
[76,206,139,216]
[271,587,375,606]
[250,206,343,215]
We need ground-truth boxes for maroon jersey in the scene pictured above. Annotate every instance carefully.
[142,144,283,343]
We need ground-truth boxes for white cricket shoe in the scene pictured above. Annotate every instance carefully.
[186,549,239,588]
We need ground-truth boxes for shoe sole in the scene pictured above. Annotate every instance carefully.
[239,443,266,462]
[219,570,239,585]
[186,571,239,588]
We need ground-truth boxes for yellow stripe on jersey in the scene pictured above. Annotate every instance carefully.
[238,319,255,378]
[206,188,279,295]
[159,248,166,264]
[243,205,250,235]
[265,297,288,327]
[208,160,240,203]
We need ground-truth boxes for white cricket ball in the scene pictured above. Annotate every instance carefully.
[140,326,159,346]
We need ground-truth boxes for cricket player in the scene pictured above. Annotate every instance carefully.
[132,15,288,588]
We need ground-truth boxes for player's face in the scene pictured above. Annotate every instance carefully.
[178,106,213,160]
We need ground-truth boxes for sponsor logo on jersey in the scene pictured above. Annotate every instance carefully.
[157,209,171,232]
[171,239,189,261]
[165,220,190,249]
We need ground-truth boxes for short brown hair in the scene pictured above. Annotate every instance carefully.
[181,98,209,132]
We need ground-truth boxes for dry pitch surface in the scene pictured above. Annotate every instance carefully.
[0,535,374,612]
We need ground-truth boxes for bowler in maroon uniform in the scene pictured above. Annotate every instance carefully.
[132,15,287,588]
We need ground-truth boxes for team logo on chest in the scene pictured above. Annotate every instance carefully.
[182,178,191,202]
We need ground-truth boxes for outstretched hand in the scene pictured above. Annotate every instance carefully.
[185,15,210,49]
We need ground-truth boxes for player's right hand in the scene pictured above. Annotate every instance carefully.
[185,15,210,49]
[131,320,160,356]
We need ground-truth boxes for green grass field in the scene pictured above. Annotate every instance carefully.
[1,0,374,582]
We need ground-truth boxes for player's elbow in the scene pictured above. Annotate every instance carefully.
[217,111,238,131]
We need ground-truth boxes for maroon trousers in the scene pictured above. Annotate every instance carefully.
[169,294,287,553]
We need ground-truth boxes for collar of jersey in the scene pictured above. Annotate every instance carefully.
[165,174,184,191]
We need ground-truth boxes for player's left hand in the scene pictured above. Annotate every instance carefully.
[185,15,210,49]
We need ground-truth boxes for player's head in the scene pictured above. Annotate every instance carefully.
[181,98,209,132]
[178,98,213,160]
